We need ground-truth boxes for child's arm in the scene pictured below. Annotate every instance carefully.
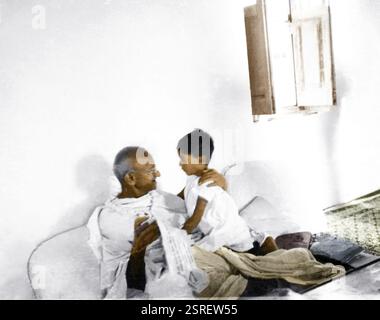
[183,196,208,234]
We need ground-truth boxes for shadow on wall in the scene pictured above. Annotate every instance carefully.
[49,154,112,237]
[0,155,112,299]
[317,58,354,206]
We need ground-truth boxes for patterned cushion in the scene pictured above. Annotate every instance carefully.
[324,190,380,255]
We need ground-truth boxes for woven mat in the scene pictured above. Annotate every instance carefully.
[324,190,380,255]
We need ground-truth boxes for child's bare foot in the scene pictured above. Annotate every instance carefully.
[258,236,279,255]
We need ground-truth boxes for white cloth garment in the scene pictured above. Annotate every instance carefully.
[86,190,188,299]
[144,219,209,299]
[184,175,257,252]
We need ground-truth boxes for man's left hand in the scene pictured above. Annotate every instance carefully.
[132,221,160,255]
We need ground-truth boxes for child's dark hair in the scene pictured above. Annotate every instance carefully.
[177,129,214,163]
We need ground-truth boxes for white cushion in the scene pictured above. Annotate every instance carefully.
[224,162,301,237]
[224,162,285,211]
[240,196,301,238]
[28,226,101,299]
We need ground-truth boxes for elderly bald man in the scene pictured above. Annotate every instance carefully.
[86,146,227,299]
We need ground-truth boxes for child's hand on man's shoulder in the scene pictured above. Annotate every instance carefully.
[198,168,227,190]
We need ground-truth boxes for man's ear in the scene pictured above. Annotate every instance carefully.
[123,172,136,186]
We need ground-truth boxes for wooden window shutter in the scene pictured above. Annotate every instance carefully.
[244,1,274,116]
[290,0,336,107]
[265,0,297,111]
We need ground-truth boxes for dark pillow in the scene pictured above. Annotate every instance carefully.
[310,233,364,265]
[275,232,313,250]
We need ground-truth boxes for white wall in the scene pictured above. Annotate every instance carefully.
[0,0,379,299]
[238,0,380,217]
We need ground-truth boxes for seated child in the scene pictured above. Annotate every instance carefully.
[176,129,278,254]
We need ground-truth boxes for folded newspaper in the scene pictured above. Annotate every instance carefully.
[144,215,209,299]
